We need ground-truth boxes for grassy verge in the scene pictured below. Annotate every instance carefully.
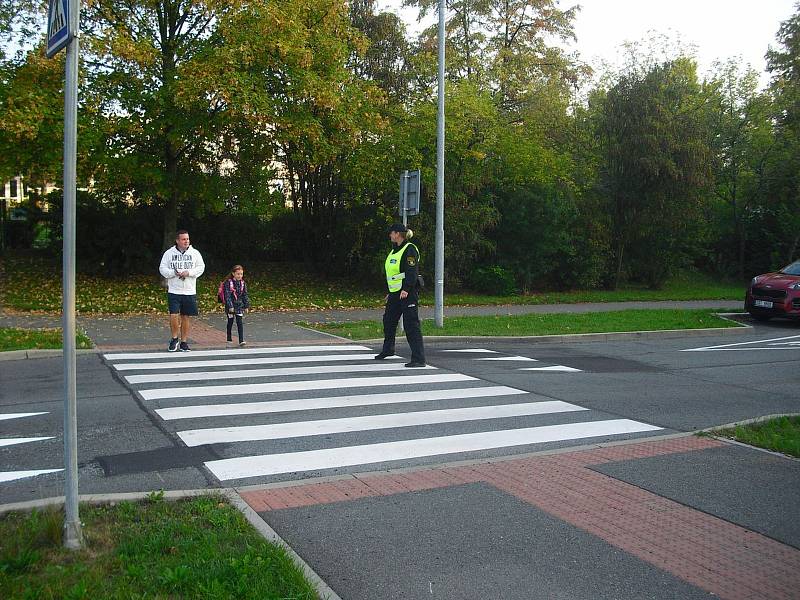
[1,253,744,314]
[0,327,93,352]
[0,493,318,600]
[299,308,742,339]
[708,416,800,458]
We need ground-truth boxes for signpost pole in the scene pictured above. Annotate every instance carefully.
[401,170,408,227]
[60,0,82,550]
[435,0,445,328]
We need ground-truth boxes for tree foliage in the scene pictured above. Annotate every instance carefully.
[597,57,712,288]
[1,0,797,289]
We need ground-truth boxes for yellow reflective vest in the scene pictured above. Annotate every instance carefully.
[385,243,419,292]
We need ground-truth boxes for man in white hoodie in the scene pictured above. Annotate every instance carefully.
[158,230,205,351]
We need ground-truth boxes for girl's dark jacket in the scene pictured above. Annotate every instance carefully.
[223,278,250,312]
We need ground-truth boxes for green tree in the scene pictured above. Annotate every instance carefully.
[705,60,774,277]
[197,0,388,265]
[81,0,231,248]
[597,57,712,288]
[0,46,65,188]
[766,4,800,262]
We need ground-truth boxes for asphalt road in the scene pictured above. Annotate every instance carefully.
[1,318,797,506]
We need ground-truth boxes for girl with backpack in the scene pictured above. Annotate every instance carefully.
[221,264,250,346]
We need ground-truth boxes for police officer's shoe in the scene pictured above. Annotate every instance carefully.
[404,361,426,368]
[374,352,392,360]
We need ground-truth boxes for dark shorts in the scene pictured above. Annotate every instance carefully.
[167,293,198,316]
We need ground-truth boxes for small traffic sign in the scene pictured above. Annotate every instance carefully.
[46,0,72,58]
[399,169,421,217]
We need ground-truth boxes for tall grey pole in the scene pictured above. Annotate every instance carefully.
[435,0,445,328]
[62,0,82,550]
[401,170,408,227]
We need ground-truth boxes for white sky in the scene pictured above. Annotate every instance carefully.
[377,0,797,85]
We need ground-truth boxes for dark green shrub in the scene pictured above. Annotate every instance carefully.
[471,265,517,295]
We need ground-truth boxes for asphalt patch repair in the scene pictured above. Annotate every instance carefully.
[96,445,223,476]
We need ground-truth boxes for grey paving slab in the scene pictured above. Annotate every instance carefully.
[592,444,800,549]
[264,482,715,600]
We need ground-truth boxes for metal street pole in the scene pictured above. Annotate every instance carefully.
[401,170,408,227]
[435,0,445,328]
[62,0,82,550]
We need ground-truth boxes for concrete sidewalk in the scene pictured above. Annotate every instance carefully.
[0,299,746,351]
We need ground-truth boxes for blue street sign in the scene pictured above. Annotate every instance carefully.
[46,0,72,58]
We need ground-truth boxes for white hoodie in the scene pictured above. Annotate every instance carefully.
[159,245,205,295]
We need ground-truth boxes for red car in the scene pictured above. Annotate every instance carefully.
[745,260,800,321]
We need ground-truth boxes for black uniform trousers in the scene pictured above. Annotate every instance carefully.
[380,290,425,363]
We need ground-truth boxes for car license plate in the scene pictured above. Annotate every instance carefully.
[754,299,773,308]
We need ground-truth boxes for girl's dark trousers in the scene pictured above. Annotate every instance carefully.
[227,314,244,342]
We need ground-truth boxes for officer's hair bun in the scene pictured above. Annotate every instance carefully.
[406,229,414,239]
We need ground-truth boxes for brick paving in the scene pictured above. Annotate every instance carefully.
[240,436,800,600]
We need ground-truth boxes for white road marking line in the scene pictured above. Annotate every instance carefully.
[126,362,435,384]
[113,353,401,371]
[681,334,800,352]
[520,366,582,372]
[0,437,54,448]
[140,373,476,401]
[0,469,63,484]
[441,349,498,353]
[178,401,588,446]
[0,412,47,421]
[156,386,528,420]
[205,419,663,480]
[103,345,370,361]
[475,356,538,361]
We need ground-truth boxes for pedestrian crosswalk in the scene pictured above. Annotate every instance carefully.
[103,344,662,483]
[0,412,63,484]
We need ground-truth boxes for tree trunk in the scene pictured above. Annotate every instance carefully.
[163,196,178,250]
[613,240,625,290]
[162,138,180,249]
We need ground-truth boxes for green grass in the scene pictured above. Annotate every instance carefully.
[709,416,800,458]
[299,308,743,339]
[0,253,745,314]
[0,327,93,351]
[0,494,319,600]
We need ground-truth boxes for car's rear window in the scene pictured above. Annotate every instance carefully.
[781,261,800,275]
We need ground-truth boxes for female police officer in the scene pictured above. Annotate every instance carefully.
[374,223,426,367]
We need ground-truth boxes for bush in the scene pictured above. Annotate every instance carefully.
[471,265,517,295]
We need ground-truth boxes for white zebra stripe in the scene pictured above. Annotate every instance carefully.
[177,401,588,446]
[113,353,399,371]
[155,386,527,420]
[521,366,582,372]
[0,469,63,484]
[0,437,54,448]
[140,373,476,401]
[0,412,47,421]
[205,419,663,480]
[476,356,538,361]
[126,362,434,384]
[103,345,370,361]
